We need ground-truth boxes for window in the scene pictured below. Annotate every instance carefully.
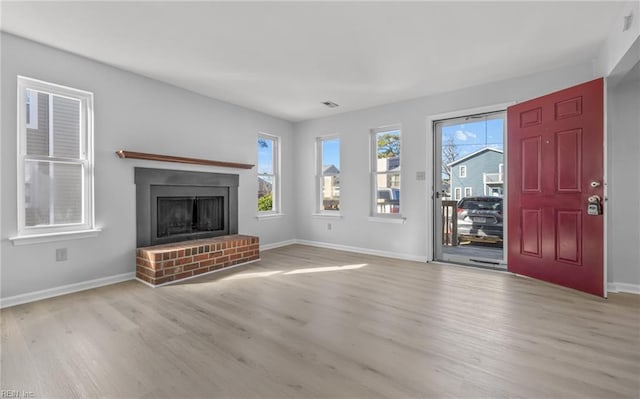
[257,133,279,213]
[464,187,473,197]
[317,137,340,212]
[26,89,38,129]
[454,187,462,200]
[459,165,467,178]
[16,76,95,238]
[371,126,401,216]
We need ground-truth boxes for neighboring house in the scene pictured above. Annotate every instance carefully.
[448,147,504,200]
[322,164,340,209]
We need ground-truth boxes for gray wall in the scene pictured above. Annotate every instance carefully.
[607,66,640,286]
[2,31,639,301]
[293,61,639,287]
[1,33,296,299]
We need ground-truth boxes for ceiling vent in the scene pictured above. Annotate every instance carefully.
[623,12,633,32]
[322,101,339,108]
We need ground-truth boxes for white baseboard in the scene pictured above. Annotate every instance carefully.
[607,282,640,294]
[296,239,428,263]
[260,239,298,251]
[0,272,135,309]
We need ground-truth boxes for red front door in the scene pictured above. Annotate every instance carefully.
[507,78,604,296]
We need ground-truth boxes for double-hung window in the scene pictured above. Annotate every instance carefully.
[371,126,401,216]
[257,133,279,214]
[16,76,96,239]
[316,137,340,212]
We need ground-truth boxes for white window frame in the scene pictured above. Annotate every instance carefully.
[454,187,462,200]
[370,125,402,218]
[315,136,341,214]
[459,165,467,178]
[26,89,38,130]
[13,76,97,243]
[464,187,473,197]
[257,132,280,215]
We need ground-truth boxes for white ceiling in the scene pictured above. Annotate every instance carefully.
[0,1,625,122]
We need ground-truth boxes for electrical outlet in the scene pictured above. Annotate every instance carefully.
[327,223,332,230]
[56,248,68,262]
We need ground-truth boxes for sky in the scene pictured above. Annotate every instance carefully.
[321,138,340,169]
[441,117,504,160]
[257,138,274,174]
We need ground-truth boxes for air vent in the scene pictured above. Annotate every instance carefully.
[623,12,633,32]
[322,101,339,108]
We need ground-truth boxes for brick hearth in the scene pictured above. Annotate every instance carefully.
[136,234,259,286]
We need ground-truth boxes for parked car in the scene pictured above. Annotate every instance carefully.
[456,196,503,245]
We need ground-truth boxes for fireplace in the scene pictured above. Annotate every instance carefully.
[135,168,238,247]
[156,196,224,238]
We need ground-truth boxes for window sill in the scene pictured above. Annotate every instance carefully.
[9,228,102,246]
[368,216,406,224]
[312,213,343,219]
[256,213,285,220]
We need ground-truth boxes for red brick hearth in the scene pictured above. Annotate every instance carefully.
[136,234,259,286]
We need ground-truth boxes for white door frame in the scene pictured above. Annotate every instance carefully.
[426,102,514,266]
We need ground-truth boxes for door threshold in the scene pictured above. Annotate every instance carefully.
[431,259,508,273]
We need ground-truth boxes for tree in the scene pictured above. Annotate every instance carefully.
[258,193,273,211]
[376,133,400,159]
[442,136,459,183]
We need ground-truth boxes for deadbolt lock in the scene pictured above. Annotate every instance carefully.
[587,195,602,215]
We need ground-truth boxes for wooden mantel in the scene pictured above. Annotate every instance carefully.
[116,150,254,170]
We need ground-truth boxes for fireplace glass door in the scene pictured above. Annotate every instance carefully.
[150,185,229,245]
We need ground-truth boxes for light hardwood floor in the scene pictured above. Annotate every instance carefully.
[1,244,639,398]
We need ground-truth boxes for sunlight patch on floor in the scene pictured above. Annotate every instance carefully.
[284,263,368,275]
[224,270,283,280]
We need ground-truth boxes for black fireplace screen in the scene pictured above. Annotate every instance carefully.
[157,196,224,238]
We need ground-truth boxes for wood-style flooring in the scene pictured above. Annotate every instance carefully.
[1,244,639,398]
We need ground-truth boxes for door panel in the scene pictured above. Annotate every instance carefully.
[507,78,604,296]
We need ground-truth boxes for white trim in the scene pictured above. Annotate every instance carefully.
[0,272,134,309]
[603,79,609,298]
[312,212,342,219]
[9,228,102,246]
[368,216,406,224]
[607,282,640,294]
[260,239,298,251]
[454,187,462,200]
[255,213,285,220]
[137,258,261,288]
[464,186,473,197]
[296,239,427,263]
[459,164,467,178]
